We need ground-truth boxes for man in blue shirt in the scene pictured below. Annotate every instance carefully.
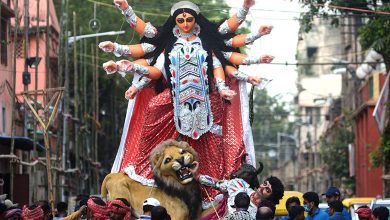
[328,201,346,220]
[303,192,329,220]
[322,187,351,220]
[288,206,305,220]
[281,197,302,220]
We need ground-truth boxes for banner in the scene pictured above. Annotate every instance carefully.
[373,72,390,134]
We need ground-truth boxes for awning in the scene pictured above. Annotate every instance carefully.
[0,136,45,152]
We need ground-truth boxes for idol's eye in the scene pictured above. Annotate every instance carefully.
[176,18,185,24]
[186,17,194,22]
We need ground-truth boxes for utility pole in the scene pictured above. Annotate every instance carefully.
[45,0,53,208]
[22,0,31,204]
[61,0,69,201]
[32,0,40,203]
[56,0,64,201]
[22,7,30,207]
[10,0,19,201]
[23,0,30,128]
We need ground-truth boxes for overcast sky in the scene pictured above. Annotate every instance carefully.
[226,0,303,102]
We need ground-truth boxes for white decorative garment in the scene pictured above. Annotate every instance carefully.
[216,178,257,219]
[168,37,213,139]
[111,74,141,172]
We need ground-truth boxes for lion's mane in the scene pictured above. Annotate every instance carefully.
[150,139,202,220]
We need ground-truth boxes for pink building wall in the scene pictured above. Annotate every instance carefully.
[0,0,60,204]
[13,0,60,100]
[1,0,59,137]
[0,0,15,136]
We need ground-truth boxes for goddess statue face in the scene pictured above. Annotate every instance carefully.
[175,12,195,33]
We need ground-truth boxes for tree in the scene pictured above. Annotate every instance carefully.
[251,88,294,176]
[298,0,390,72]
[359,4,390,72]
[319,115,355,192]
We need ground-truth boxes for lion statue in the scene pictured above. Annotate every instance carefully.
[101,139,203,219]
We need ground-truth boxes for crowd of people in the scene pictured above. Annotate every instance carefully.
[0,195,165,220]
[279,187,389,220]
[1,183,389,220]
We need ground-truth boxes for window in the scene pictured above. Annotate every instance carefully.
[0,18,7,65]
[305,106,321,125]
[2,106,6,134]
[306,47,318,58]
[16,37,24,58]
[49,57,58,88]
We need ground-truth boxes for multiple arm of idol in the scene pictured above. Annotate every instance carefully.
[99,0,274,100]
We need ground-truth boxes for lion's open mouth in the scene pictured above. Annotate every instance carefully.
[176,166,193,181]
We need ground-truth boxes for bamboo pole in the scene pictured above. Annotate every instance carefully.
[22,89,63,216]
[79,28,83,189]
[45,0,50,89]
[83,39,91,192]
[55,0,68,201]
[94,36,99,193]
[62,0,69,201]
[55,0,63,198]
[72,11,80,193]
[45,0,55,213]
[91,44,95,193]
[10,0,19,201]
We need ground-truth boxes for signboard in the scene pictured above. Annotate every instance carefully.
[373,72,390,134]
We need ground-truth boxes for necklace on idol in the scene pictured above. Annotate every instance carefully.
[173,23,200,41]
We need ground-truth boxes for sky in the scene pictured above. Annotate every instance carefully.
[226,0,303,102]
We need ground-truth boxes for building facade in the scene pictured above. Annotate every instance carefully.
[296,17,344,193]
[0,0,60,205]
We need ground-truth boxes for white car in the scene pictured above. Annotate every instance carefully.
[370,199,390,220]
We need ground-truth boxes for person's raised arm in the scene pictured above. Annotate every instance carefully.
[114,0,157,38]
[218,0,255,34]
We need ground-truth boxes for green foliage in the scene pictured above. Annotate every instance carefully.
[298,0,379,33]
[298,0,390,71]
[359,5,390,71]
[369,149,382,168]
[251,89,294,175]
[251,89,293,144]
[370,101,390,168]
[319,115,354,188]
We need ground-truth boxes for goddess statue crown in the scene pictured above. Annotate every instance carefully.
[170,1,200,16]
